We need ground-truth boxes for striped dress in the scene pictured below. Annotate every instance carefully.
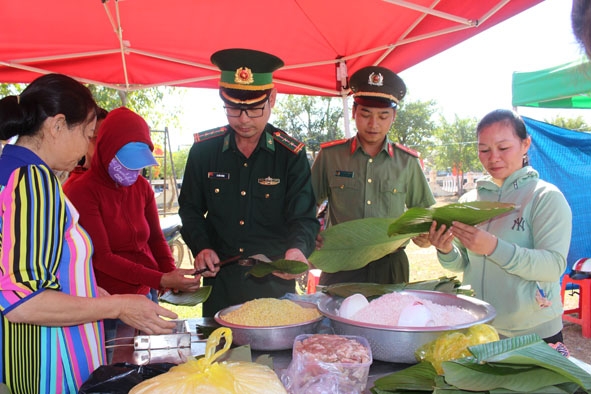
[0,163,105,393]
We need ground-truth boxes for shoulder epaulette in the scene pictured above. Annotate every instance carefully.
[394,142,420,158]
[320,138,349,149]
[193,126,228,143]
[272,130,305,154]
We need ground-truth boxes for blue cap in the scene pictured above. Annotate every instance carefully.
[115,142,158,170]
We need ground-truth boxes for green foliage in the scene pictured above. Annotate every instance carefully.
[390,98,438,156]
[432,115,480,195]
[88,85,184,131]
[0,83,25,96]
[273,95,345,153]
[544,114,590,132]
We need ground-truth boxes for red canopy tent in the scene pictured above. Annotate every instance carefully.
[1,0,541,97]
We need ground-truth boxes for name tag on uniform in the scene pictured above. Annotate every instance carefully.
[208,172,230,180]
[335,170,354,178]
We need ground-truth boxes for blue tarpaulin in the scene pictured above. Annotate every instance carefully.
[523,117,591,274]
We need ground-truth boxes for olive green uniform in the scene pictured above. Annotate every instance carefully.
[311,136,435,285]
[179,124,319,316]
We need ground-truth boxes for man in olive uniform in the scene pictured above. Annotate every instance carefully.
[311,66,435,285]
[179,48,319,317]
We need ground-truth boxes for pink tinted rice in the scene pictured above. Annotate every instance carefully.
[350,292,475,327]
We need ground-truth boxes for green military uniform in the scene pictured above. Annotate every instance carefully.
[311,136,435,285]
[179,125,319,316]
[311,65,435,285]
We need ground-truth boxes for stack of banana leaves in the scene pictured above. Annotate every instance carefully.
[371,334,591,393]
[322,277,473,299]
[309,201,514,274]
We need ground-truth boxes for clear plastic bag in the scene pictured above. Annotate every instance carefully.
[281,334,372,394]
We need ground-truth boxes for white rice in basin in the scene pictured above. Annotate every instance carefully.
[350,292,475,327]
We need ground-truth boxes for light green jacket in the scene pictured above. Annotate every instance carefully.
[438,166,572,338]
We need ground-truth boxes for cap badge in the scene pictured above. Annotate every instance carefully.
[368,72,384,87]
[235,67,254,85]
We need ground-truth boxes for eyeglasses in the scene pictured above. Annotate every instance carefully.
[223,102,267,118]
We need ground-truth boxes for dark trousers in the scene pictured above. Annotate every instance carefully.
[319,248,409,286]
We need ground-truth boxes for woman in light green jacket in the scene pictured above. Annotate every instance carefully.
[429,109,572,343]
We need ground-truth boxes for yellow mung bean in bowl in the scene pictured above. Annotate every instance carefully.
[214,298,323,351]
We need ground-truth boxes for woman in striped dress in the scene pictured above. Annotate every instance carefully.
[0,74,178,394]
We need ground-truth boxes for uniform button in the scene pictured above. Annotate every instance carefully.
[265,194,270,199]
[340,185,344,189]
[367,179,372,183]
[369,158,373,163]
[243,162,248,167]
[239,248,244,253]
[239,220,245,226]
[393,188,397,193]
[241,190,246,196]
[367,200,372,205]
[214,188,220,193]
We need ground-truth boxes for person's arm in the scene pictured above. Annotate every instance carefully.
[405,156,436,209]
[67,182,165,291]
[0,166,176,335]
[283,147,321,257]
[5,290,177,335]
[310,148,329,205]
[142,179,176,273]
[485,187,571,282]
[178,143,213,257]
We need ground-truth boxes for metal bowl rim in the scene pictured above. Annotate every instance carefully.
[214,300,323,329]
[318,289,496,332]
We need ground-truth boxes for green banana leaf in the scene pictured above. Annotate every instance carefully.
[309,217,412,273]
[246,259,309,278]
[309,202,514,274]
[371,334,591,393]
[388,201,515,236]
[324,277,465,299]
[158,285,212,306]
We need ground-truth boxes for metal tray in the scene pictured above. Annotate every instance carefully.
[134,320,191,350]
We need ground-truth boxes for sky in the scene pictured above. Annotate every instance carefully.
[170,0,588,146]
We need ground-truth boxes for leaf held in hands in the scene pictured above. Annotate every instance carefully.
[309,217,411,273]
[159,286,212,306]
[246,259,309,278]
[388,201,515,236]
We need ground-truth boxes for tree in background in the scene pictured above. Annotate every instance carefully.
[432,115,480,196]
[273,95,344,154]
[390,98,438,158]
[88,85,183,131]
[544,115,590,131]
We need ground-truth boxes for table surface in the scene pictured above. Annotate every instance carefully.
[110,317,412,393]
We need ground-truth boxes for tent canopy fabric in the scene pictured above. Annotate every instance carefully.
[512,59,591,109]
[1,0,541,97]
[523,117,591,271]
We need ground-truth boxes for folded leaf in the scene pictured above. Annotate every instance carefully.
[246,259,308,278]
[159,286,212,306]
[388,202,515,236]
[309,217,412,273]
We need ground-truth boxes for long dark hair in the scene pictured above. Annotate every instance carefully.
[0,74,97,141]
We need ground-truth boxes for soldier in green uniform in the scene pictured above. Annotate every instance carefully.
[311,66,436,285]
[178,48,319,317]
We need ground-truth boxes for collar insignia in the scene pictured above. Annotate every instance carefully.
[368,72,384,86]
[235,67,254,85]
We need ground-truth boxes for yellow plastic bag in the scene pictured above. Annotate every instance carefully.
[130,327,287,393]
[415,324,499,375]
